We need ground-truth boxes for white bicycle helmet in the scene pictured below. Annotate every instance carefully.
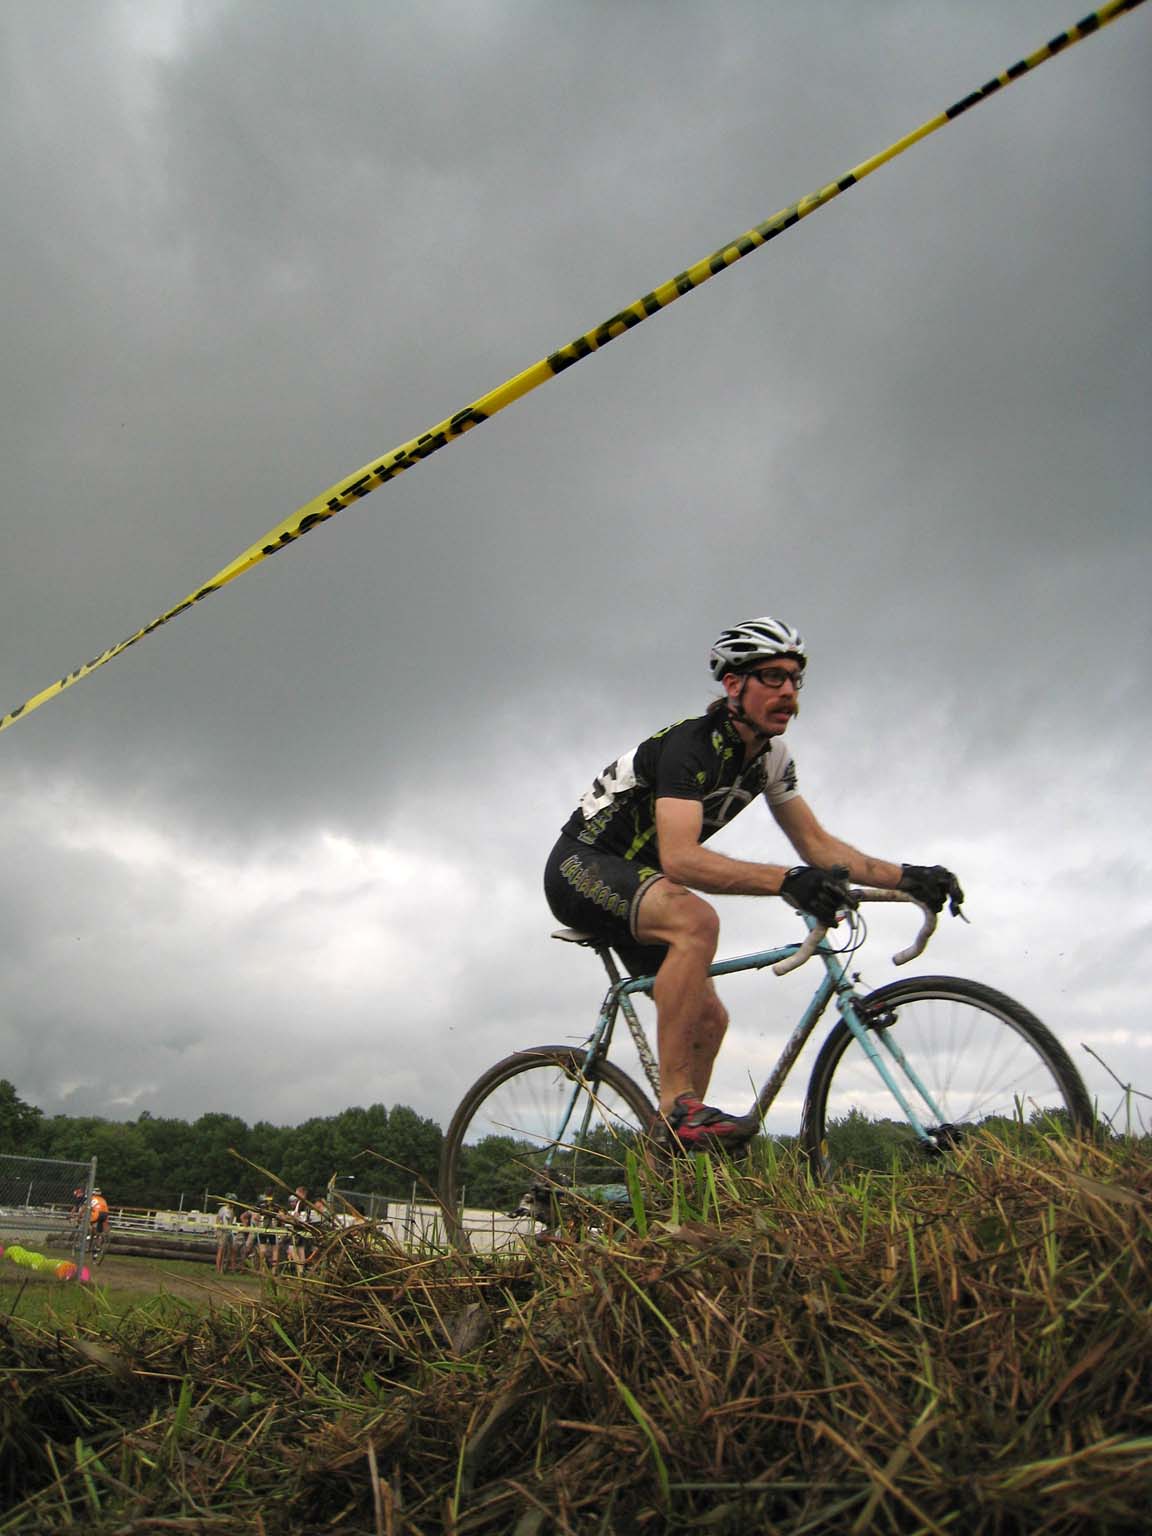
[709,617,806,680]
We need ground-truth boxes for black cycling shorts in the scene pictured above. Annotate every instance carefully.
[544,833,669,978]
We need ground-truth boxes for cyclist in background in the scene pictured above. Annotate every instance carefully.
[544,616,963,1152]
[89,1187,110,1245]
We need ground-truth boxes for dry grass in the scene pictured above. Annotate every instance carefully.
[1,1131,1149,1534]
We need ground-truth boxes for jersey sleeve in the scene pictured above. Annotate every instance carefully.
[648,722,713,801]
[762,743,800,806]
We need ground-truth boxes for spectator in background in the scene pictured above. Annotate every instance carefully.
[286,1186,310,1276]
[306,1197,327,1273]
[255,1190,280,1272]
[237,1204,257,1268]
[215,1192,239,1275]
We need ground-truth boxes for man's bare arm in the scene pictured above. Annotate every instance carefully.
[771,796,902,888]
[654,798,792,895]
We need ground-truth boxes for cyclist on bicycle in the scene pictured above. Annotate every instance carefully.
[544,616,963,1151]
[89,1187,110,1240]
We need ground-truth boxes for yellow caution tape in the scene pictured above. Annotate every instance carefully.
[2,0,1144,735]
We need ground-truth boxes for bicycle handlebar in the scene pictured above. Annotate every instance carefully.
[772,925,828,975]
[771,888,937,976]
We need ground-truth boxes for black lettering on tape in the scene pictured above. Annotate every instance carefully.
[447,406,488,437]
[593,307,642,348]
[546,335,594,374]
[757,208,801,243]
[410,430,448,461]
[708,233,758,276]
[373,447,413,484]
[262,510,332,557]
[947,90,984,118]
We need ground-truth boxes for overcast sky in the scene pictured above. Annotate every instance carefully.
[2,1,1148,1144]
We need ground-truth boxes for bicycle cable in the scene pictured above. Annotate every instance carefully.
[830,906,869,964]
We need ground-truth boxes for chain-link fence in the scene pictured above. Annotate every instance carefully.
[0,1152,95,1279]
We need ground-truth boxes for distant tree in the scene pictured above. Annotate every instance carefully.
[376,1105,442,1195]
[3,1094,450,1210]
[135,1115,201,1206]
[191,1112,252,1204]
[87,1121,162,1208]
[331,1103,391,1186]
[282,1114,340,1193]
[248,1120,291,1188]
[0,1080,42,1152]
[454,1135,533,1209]
[823,1109,913,1172]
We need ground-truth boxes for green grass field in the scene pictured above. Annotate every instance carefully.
[1,1253,264,1327]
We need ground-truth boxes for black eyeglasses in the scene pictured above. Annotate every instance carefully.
[747,666,805,692]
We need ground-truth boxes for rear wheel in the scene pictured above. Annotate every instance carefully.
[802,976,1093,1177]
[439,1047,655,1248]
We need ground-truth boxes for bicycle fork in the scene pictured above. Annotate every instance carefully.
[836,975,950,1148]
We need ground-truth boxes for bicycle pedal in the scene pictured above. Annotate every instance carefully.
[647,1125,756,1161]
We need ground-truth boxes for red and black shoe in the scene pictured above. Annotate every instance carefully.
[662,1093,756,1153]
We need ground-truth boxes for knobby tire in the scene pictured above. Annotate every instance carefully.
[801,975,1093,1176]
[439,1046,655,1248]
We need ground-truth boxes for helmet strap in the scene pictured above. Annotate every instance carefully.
[726,676,771,744]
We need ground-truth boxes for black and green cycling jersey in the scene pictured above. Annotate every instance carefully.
[561,705,800,865]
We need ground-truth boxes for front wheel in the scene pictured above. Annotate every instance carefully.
[801,976,1093,1177]
[439,1047,655,1248]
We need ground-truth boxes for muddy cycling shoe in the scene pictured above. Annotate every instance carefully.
[662,1093,756,1153]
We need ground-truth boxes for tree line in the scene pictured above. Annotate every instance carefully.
[2,1079,1083,1216]
[0,1079,442,1210]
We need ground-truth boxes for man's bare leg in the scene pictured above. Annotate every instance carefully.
[635,879,729,1112]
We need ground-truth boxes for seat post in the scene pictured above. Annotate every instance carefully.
[550,927,629,986]
[596,943,625,987]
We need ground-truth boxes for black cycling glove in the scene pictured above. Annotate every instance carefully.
[899,863,965,915]
[780,866,857,926]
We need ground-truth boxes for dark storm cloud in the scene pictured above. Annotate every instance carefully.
[1,1,1148,1128]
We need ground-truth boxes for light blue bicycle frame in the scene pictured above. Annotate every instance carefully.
[553,913,950,1155]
